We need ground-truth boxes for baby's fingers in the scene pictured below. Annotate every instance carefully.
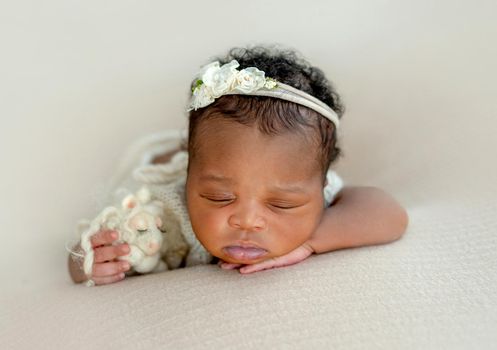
[91,273,126,286]
[90,229,119,248]
[93,244,130,263]
[92,260,130,278]
[217,259,243,270]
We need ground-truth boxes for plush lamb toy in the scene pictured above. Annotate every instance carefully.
[78,185,189,287]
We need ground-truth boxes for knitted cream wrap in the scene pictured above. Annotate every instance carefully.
[102,129,344,268]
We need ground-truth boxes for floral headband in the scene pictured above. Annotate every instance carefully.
[186,59,340,128]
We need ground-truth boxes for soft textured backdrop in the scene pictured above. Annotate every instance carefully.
[1,1,496,349]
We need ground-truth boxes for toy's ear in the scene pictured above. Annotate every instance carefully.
[122,194,138,210]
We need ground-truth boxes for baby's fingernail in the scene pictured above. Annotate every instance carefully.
[121,245,129,253]
[121,262,130,270]
[111,232,118,239]
[119,273,125,279]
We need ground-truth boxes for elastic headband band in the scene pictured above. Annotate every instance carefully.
[224,81,340,128]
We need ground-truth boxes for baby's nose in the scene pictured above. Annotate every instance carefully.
[228,213,266,232]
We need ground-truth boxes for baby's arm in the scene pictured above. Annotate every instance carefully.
[307,186,409,254]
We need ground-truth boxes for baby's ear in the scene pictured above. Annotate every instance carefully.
[122,194,138,210]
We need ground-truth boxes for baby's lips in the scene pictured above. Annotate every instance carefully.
[223,246,268,261]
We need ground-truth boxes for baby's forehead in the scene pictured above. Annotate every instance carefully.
[190,120,321,176]
[193,117,318,151]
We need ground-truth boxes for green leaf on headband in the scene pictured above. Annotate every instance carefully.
[191,79,203,93]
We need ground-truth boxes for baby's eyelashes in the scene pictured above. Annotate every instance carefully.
[206,198,234,202]
[270,204,299,209]
[200,194,235,205]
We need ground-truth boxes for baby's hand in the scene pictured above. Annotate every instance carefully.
[88,229,131,285]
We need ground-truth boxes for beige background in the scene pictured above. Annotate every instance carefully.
[1,1,496,349]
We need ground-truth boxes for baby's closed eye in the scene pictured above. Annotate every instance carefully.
[269,202,300,209]
[201,195,235,203]
[201,194,302,210]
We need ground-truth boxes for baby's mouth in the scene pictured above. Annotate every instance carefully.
[223,246,268,261]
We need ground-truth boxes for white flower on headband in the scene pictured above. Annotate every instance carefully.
[202,60,239,98]
[234,67,266,93]
[187,59,278,111]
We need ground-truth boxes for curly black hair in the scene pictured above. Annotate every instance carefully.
[186,43,345,184]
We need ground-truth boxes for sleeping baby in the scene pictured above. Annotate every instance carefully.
[67,44,408,286]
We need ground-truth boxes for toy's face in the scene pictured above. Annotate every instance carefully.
[125,211,164,255]
[186,118,325,265]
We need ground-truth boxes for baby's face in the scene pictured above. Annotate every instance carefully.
[186,118,325,265]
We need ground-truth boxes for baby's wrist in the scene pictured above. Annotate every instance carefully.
[302,241,316,255]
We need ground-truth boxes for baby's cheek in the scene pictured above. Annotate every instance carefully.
[191,209,227,250]
[272,216,318,253]
[200,209,226,232]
